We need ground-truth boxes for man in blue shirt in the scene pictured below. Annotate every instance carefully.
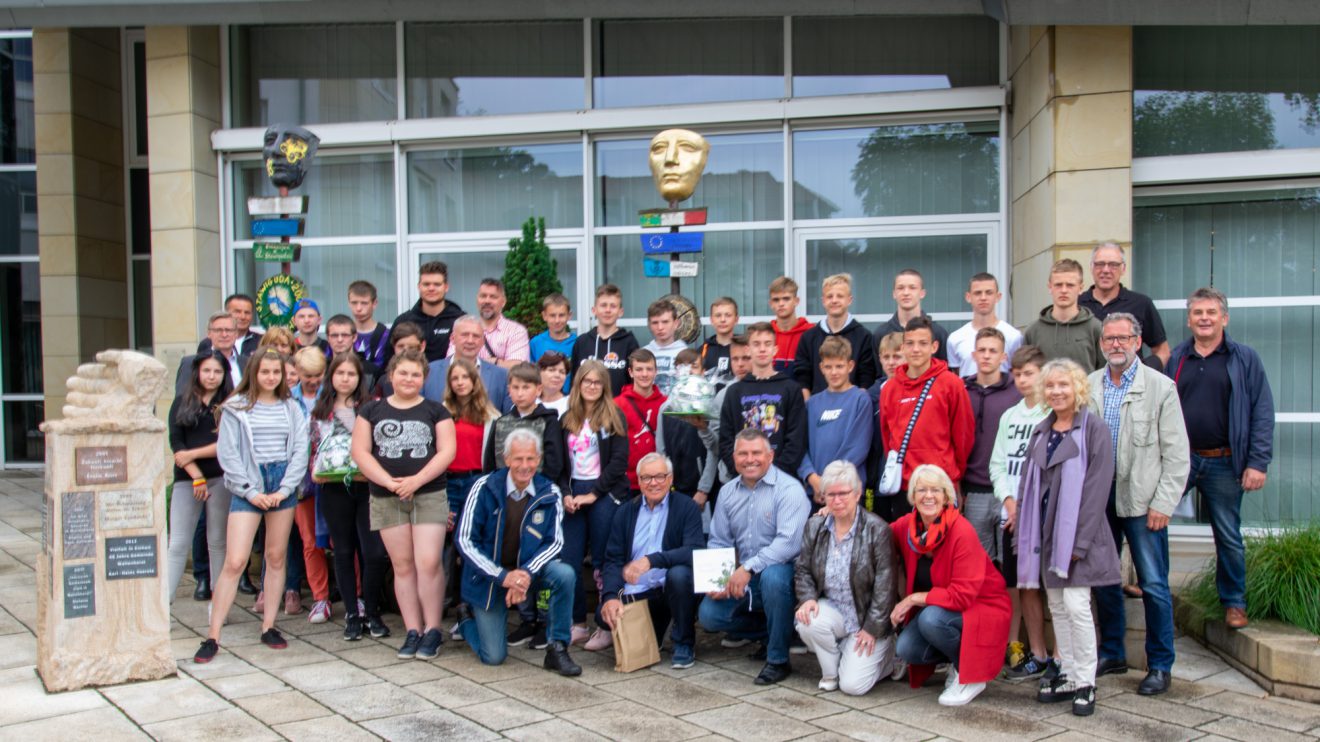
[600,453,706,669]
[699,428,810,685]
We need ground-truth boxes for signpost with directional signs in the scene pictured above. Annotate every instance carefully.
[639,206,707,294]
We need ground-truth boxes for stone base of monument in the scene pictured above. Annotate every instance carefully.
[36,350,175,692]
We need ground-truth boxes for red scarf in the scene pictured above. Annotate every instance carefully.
[907,506,960,556]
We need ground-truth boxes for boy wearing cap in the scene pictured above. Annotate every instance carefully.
[293,299,330,354]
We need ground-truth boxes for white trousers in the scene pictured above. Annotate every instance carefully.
[1046,586,1097,686]
[795,599,895,696]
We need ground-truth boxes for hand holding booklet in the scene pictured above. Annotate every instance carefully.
[691,547,736,593]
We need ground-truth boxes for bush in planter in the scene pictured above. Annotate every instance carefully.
[1183,523,1320,635]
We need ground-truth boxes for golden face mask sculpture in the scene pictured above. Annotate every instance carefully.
[649,129,709,203]
[263,124,320,189]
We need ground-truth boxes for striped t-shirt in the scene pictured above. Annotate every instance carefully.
[249,402,291,463]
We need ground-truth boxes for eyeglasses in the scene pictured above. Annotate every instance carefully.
[1092,261,1124,270]
[580,378,603,387]
[1101,334,1138,345]
[638,473,671,484]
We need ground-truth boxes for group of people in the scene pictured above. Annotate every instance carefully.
[166,244,1275,717]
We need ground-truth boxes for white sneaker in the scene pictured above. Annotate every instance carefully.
[818,676,839,692]
[939,680,987,706]
[890,657,908,682]
[308,599,331,624]
[944,665,960,690]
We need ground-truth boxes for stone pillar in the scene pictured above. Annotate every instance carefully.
[36,350,172,692]
[146,26,222,406]
[1008,26,1133,325]
[32,28,129,418]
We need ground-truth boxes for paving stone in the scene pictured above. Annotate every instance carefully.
[435,648,543,683]
[0,667,108,726]
[408,675,507,708]
[142,706,280,742]
[557,645,627,685]
[563,699,708,741]
[681,700,822,742]
[1098,691,1222,727]
[1197,668,1269,697]
[101,674,232,725]
[311,681,433,721]
[235,689,333,725]
[741,686,850,721]
[0,632,36,669]
[0,706,149,741]
[869,692,1064,742]
[1100,671,1223,702]
[1169,649,1232,682]
[1188,691,1320,732]
[453,697,553,731]
[203,670,290,700]
[487,672,620,713]
[680,667,769,697]
[807,709,932,741]
[177,652,258,680]
[1052,704,1201,742]
[226,636,335,670]
[298,627,362,651]
[598,672,738,715]
[336,642,406,669]
[370,658,454,685]
[273,659,380,692]
[1196,716,1318,742]
[0,607,27,635]
[273,713,380,742]
[361,708,500,741]
[502,717,611,742]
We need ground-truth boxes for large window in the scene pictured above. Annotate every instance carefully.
[1135,26,1320,157]
[1134,188,1319,524]
[234,153,395,239]
[408,143,584,234]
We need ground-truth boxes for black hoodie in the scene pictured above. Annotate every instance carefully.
[570,327,640,397]
[792,317,880,394]
[482,403,567,487]
[718,370,807,478]
[385,299,466,365]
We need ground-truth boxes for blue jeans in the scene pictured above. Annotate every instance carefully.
[896,605,963,669]
[461,560,575,665]
[560,479,596,625]
[233,462,303,593]
[1185,454,1247,609]
[622,564,697,648]
[444,473,483,610]
[1096,485,1176,672]
[697,562,795,664]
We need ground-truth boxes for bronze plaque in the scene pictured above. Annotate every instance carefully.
[61,491,96,560]
[75,446,128,486]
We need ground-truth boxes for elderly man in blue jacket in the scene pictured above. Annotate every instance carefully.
[1166,288,1274,630]
[600,453,706,670]
[455,428,580,675]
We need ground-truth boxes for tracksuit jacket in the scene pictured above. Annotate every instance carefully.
[457,469,564,611]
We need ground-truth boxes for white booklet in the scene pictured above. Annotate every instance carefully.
[691,547,737,593]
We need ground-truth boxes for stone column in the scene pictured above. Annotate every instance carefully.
[145,26,223,406]
[36,350,172,692]
[1008,26,1133,325]
[32,28,129,417]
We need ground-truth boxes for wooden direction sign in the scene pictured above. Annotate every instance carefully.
[644,258,700,278]
[639,207,708,228]
[251,218,305,238]
[253,242,301,262]
[247,196,308,215]
[641,232,704,255]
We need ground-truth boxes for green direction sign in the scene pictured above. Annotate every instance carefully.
[253,242,300,262]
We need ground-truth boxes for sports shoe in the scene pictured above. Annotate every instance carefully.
[569,624,590,646]
[1072,684,1097,716]
[283,590,303,615]
[308,599,331,624]
[397,629,422,659]
[530,624,549,650]
[450,603,475,640]
[368,615,391,639]
[720,636,752,648]
[671,643,695,670]
[944,665,960,690]
[584,628,613,651]
[343,615,363,641]
[890,657,908,681]
[1042,657,1062,682]
[1005,654,1051,680]
[508,621,537,647]
[260,628,288,649]
[1038,674,1077,703]
[194,638,219,663]
[252,590,265,614]
[818,676,839,691]
[417,628,444,659]
[1007,640,1027,668]
[939,679,987,706]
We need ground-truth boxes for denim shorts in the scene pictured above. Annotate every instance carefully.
[230,460,299,514]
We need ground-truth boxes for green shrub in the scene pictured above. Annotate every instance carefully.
[503,217,562,336]
[1183,524,1320,635]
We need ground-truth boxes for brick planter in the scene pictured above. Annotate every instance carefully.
[1174,594,1320,703]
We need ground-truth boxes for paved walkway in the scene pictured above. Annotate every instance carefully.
[2,471,1319,741]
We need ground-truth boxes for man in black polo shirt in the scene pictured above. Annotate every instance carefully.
[873,268,948,373]
[1079,242,1170,368]
[1166,287,1274,631]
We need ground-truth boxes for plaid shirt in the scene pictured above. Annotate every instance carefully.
[1101,361,1140,465]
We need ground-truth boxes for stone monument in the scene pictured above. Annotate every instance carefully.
[36,349,174,692]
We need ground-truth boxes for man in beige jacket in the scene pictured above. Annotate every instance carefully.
[1087,312,1189,697]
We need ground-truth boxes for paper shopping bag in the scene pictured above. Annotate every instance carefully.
[612,597,661,672]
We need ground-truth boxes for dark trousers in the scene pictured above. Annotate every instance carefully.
[873,494,913,523]
[622,564,697,648]
[319,480,389,618]
[192,509,209,580]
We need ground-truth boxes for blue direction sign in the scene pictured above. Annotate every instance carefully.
[251,218,304,238]
[640,232,704,255]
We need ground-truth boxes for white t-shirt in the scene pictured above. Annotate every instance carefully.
[644,339,688,396]
[946,319,1024,378]
[539,396,569,418]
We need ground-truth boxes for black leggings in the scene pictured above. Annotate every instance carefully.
[319,480,389,618]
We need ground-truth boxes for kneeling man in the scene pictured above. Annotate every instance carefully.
[601,453,706,669]
[456,428,581,675]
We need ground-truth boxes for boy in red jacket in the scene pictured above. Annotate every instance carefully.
[615,348,667,493]
[769,276,812,373]
[878,316,975,522]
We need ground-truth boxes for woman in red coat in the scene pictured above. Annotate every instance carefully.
[891,464,1011,706]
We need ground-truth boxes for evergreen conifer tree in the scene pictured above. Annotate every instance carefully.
[503,216,563,335]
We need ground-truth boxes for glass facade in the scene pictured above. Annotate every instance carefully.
[409,143,584,233]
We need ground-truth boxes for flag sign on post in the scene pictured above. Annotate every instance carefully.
[253,243,300,262]
[638,207,707,228]
[247,196,308,215]
[640,232,704,255]
[644,258,699,277]
[250,218,304,238]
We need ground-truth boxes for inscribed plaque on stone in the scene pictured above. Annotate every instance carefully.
[105,536,158,580]
[64,564,96,619]
[75,446,128,485]
[99,489,154,530]
[61,491,96,560]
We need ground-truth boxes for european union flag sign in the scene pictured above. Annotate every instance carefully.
[640,232,704,255]
[251,218,304,238]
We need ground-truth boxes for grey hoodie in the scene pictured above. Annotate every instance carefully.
[1024,305,1103,372]
[218,395,310,502]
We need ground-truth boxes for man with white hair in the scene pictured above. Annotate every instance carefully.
[600,453,706,669]
[454,429,580,675]
[420,314,512,412]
